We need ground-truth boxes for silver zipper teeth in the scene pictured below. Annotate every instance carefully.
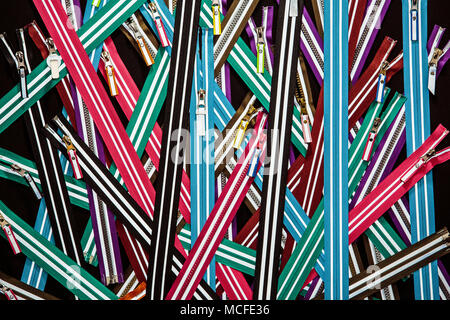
[350,0,383,72]
[213,0,250,61]
[81,102,115,283]
[373,244,393,300]
[226,159,261,209]
[301,23,324,70]
[363,113,405,197]
[393,200,411,233]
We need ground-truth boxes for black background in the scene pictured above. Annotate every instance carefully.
[0,0,449,300]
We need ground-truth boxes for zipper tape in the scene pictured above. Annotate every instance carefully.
[348,0,367,70]
[13,26,84,267]
[402,0,439,300]
[347,228,450,300]
[167,113,268,300]
[323,0,349,300]
[145,0,202,300]
[43,116,218,300]
[311,0,324,37]
[253,0,304,300]
[0,0,148,135]
[190,28,216,288]
[0,271,59,300]
[427,25,450,94]
[350,0,391,83]
[0,201,117,300]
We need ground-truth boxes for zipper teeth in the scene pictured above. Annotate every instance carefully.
[350,0,382,72]
[301,23,324,70]
[373,245,392,299]
[295,72,306,108]
[394,201,411,232]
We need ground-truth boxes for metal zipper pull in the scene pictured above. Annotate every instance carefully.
[128,19,154,66]
[196,89,207,137]
[212,0,222,35]
[10,164,42,200]
[428,47,443,95]
[362,117,381,162]
[375,61,389,103]
[300,104,312,144]
[256,27,265,74]
[247,133,266,177]
[46,38,61,79]
[62,135,83,180]
[92,0,101,7]
[233,106,257,149]
[15,51,28,98]
[0,211,21,255]
[148,2,170,48]
[289,0,299,17]
[401,148,436,183]
[0,284,18,300]
[410,0,418,41]
[101,51,118,96]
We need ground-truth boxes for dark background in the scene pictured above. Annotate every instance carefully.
[0,0,449,300]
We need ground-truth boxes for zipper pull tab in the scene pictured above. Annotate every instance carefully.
[92,0,101,7]
[0,284,18,300]
[247,133,266,177]
[410,0,418,41]
[212,0,222,35]
[15,51,28,98]
[196,89,207,137]
[401,148,436,183]
[428,47,443,95]
[375,61,389,103]
[362,117,381,161]
[62,135,83,180]
[101,51,118,96]
[148,2,170,48]
[300,104,312,144]
[0,211,21,255]
[10,164,42,200]
[233,106,257,149]
[128,20,154,66]
[256,27,265,74]
[46,38,61,79]
[289,0,299,17]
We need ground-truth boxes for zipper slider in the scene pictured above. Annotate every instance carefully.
[0,284,18,300]
[0,211,21,255]
[375,61,389,103]
[128,19,154,66]
[10,163,42,200]
[362,117,381,161]
[233,106,258,149]
[212,0,222,35]
[62,135,83,180]
[428,47,443,95]
[256,27,265,74]
[196,89,207,137]
[92,0,101,7]
[410,0,418,41]
[101,51,119,97]
[15,51,28,99]
[300,105,312,144]
[148,2,170,48]
[401,148,436,183]
[46,38,62,79]
[247,133,266,178]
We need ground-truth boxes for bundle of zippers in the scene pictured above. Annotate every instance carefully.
[0,0,449,301]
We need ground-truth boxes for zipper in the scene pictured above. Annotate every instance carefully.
[233,105,258,150]
[300,8,324,84]
[211,0,222,35]
[125,17,155,66]
[410,0,418,41]
[375,61,389,103]
[362,117,381,162]
[348,228,450,300]
[148,2,170,47]
[45,38,61,79]
[196,89,207,136]
[247,133,266,177]
[401,148,436,183]
[9,163,42,200]
[295,73,312,143]
[92,0,101,7]
[428,47,443,95]
[15,51,28,98]
[0,210,21,255]
[0,284,18,300]
[100,50,118,96]
[62,135,83,180]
